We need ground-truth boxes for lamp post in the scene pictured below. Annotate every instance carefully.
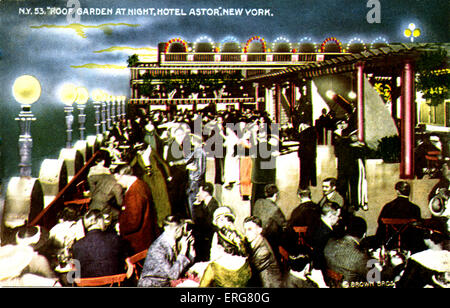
[4,74,44,230]
[75,86,89,141]
[110,95,116,125]
[116,96,122,123]
[121,96,127,120]
[106,95,112,130]
[59,83,77,148]
[101,91,107,134]
[404,23,421,42]
[12,75,41,177]
[91,89,104,135]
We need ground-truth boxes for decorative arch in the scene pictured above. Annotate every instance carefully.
[243,36,266,53]
[164,38,188,53]
[347,37,367,52]
[320,37,343,53]
[371,36,389,48]
[194,35,215,52]
[273,36,292,52]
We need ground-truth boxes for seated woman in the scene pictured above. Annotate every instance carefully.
[199,207,252,287]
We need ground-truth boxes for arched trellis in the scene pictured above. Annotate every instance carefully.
[347,37,367,51]
[371,36,389,48]
[272,36,292,52]
[164,38,189,53]
[320,37,343,52]
[243,36,267,53]
[194,35,216,52]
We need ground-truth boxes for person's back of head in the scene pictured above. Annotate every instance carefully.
[395,181,411,197]
[264,184,279,198]
[321,201,341,218]
[95,150,112,168]
[297,188,312,200]
[323,177,337,188]
[200,182,214,196]
[345,216,367,240]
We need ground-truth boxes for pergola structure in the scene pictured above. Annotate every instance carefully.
[245,43,449,179]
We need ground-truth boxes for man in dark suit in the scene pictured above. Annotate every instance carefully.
[375,181,424,252]
[288,188,320,232]
[191,182,220,261]
[286,188,320,254]
[72,209,129,278]
[324,216,371,284]
[306,201,341,272]
[296,123,317,190]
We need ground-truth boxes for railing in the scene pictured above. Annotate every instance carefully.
[28,151,101,231]
[154,52,346,66]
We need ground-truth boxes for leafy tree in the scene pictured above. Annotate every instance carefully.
[416,48,449,106]
[127,54,139,67]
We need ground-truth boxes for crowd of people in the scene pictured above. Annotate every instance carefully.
[0,103,448,288]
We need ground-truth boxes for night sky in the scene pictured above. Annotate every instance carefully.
[0,0,449,182]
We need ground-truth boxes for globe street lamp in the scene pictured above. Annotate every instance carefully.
[12,74,41,177]
[404,23,421,42]
[4,75,44,230]
[75,86,89,141]
[59,83,78,148]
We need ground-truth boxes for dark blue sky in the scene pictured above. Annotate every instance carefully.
[0,0,448,181]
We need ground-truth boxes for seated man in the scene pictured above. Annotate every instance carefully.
[318,177,344,208]
[324,216,371,284]
[72,209,129,278]
[306,201,341,272]
[375,181,424,252]
[243,216,283,288]
[138,216,195,287]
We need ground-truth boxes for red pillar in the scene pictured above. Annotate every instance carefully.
[400,60,415,179]
[357,62,365,142]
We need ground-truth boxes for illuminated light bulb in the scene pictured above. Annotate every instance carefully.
[12,75,41,105]
[75,87,89,105]
[59,83,78,106]
[326,90,336,99]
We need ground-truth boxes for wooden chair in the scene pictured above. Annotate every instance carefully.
[74,257,136,287]
[293,226,308,246]
[278,246,290,273]
[325,268,344,288]
[381,218,417,250]
[125,249,148,281]
[75,272,129,287]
